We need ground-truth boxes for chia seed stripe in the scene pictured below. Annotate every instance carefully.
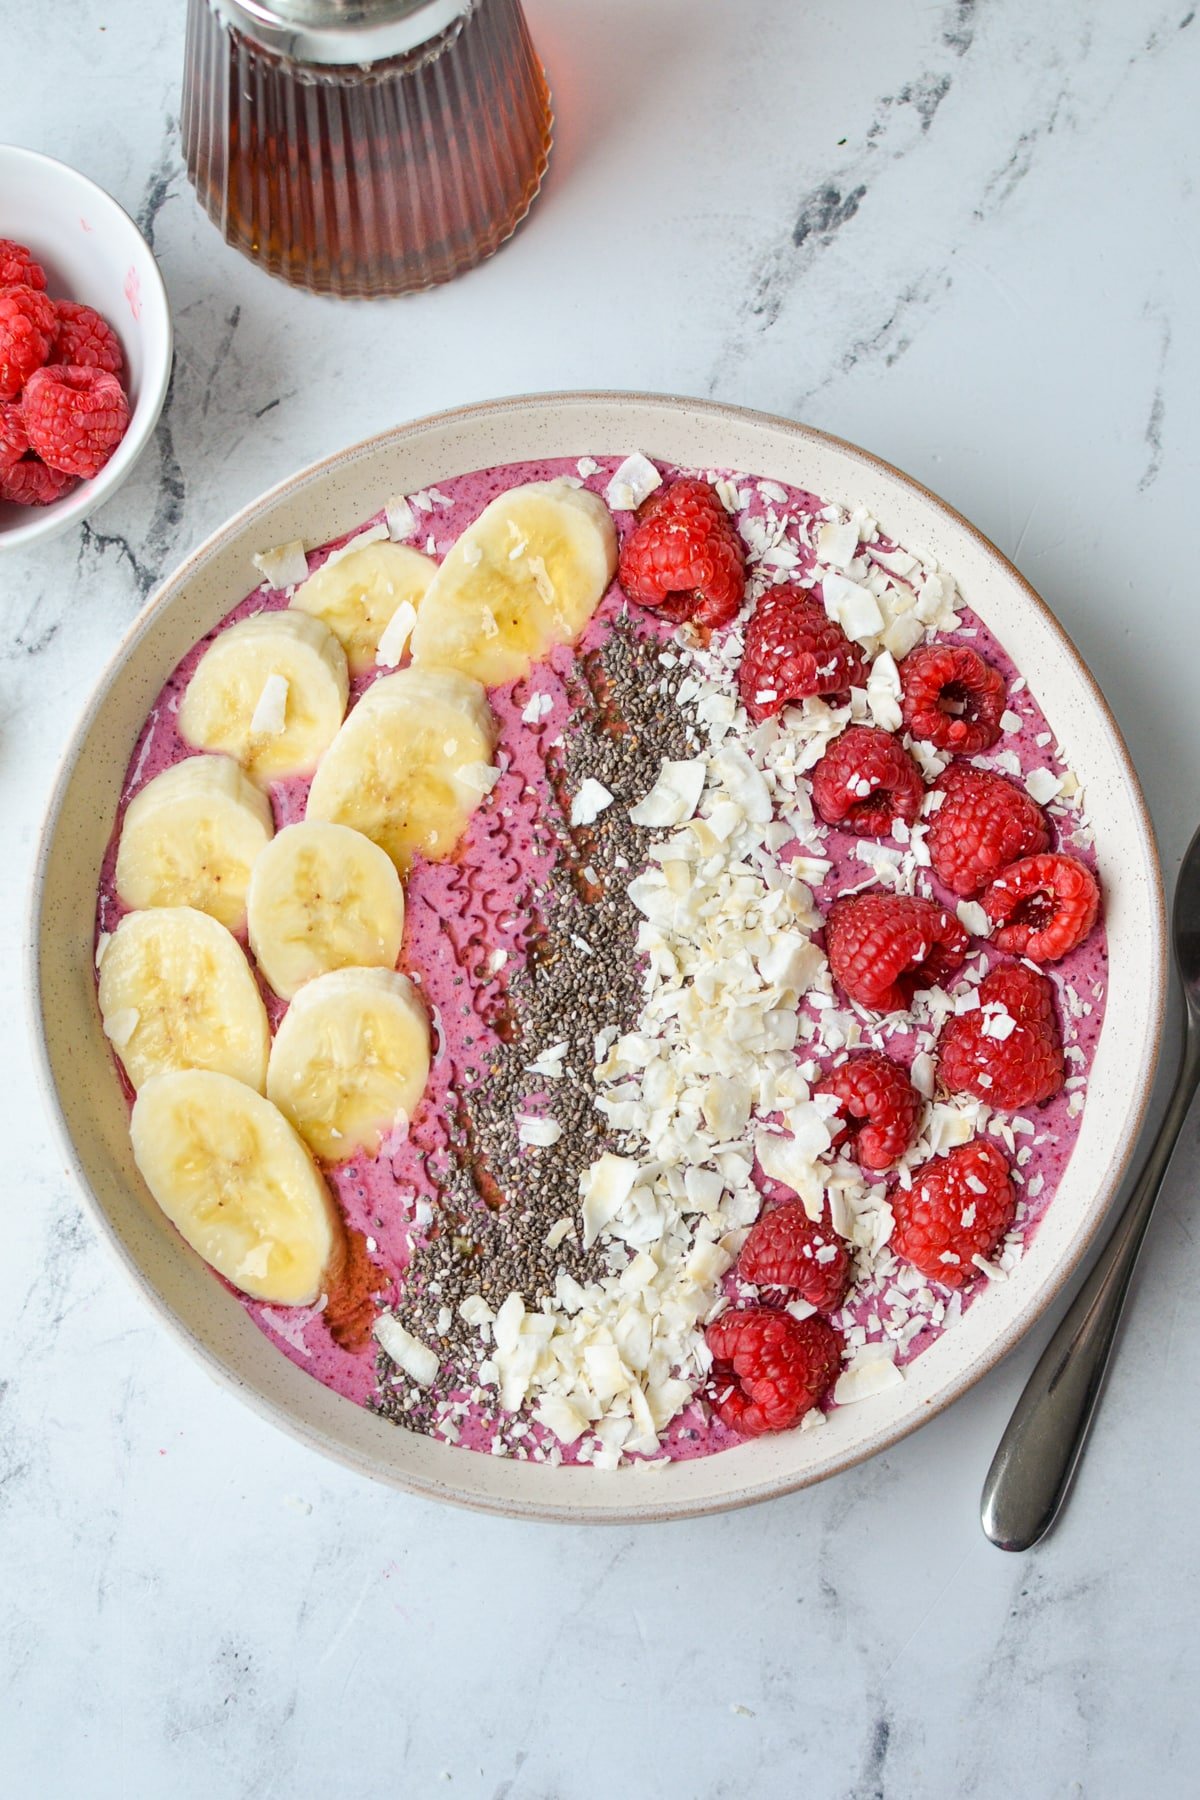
[373,616,703,1437]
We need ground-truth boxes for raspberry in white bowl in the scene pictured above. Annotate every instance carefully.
[0,147,172,552]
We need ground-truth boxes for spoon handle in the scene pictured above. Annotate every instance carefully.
[980,1022,1200,1552]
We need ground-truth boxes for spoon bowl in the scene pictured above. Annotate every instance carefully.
[981,821,1200,1550]
[1172,822,1200,1012]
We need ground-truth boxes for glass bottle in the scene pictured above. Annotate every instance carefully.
[182,0,553,298]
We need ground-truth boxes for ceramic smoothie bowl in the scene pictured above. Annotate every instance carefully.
[27,393,1166,1522]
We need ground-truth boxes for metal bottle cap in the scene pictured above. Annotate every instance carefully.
[210,0,474,65]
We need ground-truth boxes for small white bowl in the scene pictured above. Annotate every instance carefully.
[0,145,173,553]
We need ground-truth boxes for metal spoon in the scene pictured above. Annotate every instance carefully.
[980,821,1200,1552]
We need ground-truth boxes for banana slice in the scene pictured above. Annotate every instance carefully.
[409,479,617,686]
[290,541,437,676]
[115,755,274,932]
[131,1069,343,1305]
[99,907,270,1092]
[306,667,497,873]
[266,966,430,1162]
[178,610,349,784]
[247,821,406,1001]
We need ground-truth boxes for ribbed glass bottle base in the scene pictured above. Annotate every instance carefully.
[182,0,553,299]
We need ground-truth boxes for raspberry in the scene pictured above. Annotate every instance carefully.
[0,240,46,290]
[937,961,1064,1108]
[815,1050,922,1170]
[50,300,124,375]
[891,1139,1016,1287]
[738,587,867,723]
[899,642,1006,755]
[825,892,968,1013]
[22,364,130,478]
[618,478,746,629]
[0,400,28,475]
[926,763,1051,898]
[811,725,925,837]
[737,1202,852,1311]
[982,852,1100,963]
[0,285,58,401]
[635,477,717,527]
[0,455,74,506]
[706,1307,843,1436]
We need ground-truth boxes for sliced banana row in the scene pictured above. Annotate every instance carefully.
[109,479,620,1309]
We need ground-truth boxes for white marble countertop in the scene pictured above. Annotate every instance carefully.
[4,1,1199,1792]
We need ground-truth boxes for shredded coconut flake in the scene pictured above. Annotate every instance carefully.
[605,452,662,512]
[571,778,615,826]
[375,599,418,667]
[252,540,308,588]
[384,494,417,540]
[250,673,289,735]
[374,1316,439,1387]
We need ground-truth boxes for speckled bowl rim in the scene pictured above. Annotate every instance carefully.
[27,392,1167,1523]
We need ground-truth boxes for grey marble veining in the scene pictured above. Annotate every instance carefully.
[3,1,1199,1794]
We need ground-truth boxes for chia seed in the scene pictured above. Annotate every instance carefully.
[373,616,702,1437]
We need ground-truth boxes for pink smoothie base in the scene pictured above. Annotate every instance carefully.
[95,455,1106,1466]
